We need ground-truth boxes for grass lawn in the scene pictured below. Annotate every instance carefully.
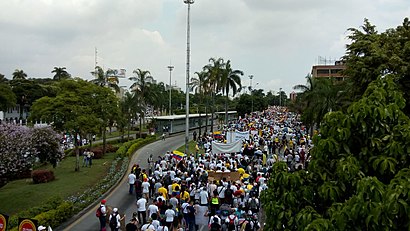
[98,130,138,140]
[175,140,206,155]
[0,152,116,215]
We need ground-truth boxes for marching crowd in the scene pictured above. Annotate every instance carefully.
[96,106,312,231]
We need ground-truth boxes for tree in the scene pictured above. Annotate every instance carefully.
[0,124,36,180]
[203,57,225,133]
[129,69,153,138]
[191,71,209,134]
[31,126,64,168]
[344,17,410,115]
[30,79,111,171]
[12,69,27,80]
[220,60,243,123]
[0,83,16,111]
[0,73,7,83]
[262,75,410,230]
[9,79,50,120]
[52,67,71,80]
[293,74,345,135]
[91,66,120,93]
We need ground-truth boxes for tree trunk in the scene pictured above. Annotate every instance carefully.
[205,96,209,134]
[139,115,142,138]
[74,133,80,171]
[225,93,228,124]
[211,91,215,134]
[102,126,106,155]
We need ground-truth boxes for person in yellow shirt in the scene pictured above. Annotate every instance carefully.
[158,185,168,199]
[180,187,190,203]
[171,181,181,192]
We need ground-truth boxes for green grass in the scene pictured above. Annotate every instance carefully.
[0,153,116,215]
[97,130,138,140]
[175,140,205,155]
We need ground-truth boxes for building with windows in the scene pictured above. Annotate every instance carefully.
[311,60,347,81]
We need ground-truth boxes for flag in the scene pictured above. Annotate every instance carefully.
[172,150,185,161]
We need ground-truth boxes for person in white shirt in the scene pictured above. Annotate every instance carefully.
[151,214,161,230]
[164,205,176,230]
[147,200,159,220]
[136,197,147,225]
[199,187,209,206]
[128,172,137,195]
[141,220,156,231]
[142,179,151,199]
[156,222,169,231]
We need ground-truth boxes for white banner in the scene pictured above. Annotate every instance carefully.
[226,130,249,143]
[212,140,242,154]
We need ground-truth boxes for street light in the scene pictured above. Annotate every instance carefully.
[184,0,194,155]
[279,87,282,106]
[249,75,254,113]
[167,65,174,115]
[252,82,259,113]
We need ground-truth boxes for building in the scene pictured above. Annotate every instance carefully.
[289,91,297,101]
[311,60,347,81]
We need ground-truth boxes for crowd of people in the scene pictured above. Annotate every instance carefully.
[97,106,312,231]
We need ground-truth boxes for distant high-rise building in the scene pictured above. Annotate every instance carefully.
[311,60,347,81]
[289,91,297,101]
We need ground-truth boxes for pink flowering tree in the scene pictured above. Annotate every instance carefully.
[0,124,37,180]
[32,126,64,168]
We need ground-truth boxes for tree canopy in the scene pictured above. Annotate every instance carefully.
[262,75,410,230]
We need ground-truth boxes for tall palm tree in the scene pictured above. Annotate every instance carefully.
[203,57,225,133]
[293,74,345,135]
[220,60,243,123]
[12,69,27,80]
[129,69,152,137]
[90,66,120,93]
[0,73,8,83]
[52,67,71,80]
[191,71,209,135]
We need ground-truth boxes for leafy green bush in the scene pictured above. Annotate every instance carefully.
[8,196,64,229]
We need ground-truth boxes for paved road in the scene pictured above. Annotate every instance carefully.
[62,133,185,231]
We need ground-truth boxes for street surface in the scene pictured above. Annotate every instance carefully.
[61,133,185,231]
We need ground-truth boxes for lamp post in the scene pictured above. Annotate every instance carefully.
[167,65,174,115]
[184,0,194,155]
[249,75,254,113]
[279,87,282,106]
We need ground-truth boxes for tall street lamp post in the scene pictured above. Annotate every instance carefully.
[249,75,254,113]
[279,87,283,106]
[184,0,194,155]
[167,65,174,115]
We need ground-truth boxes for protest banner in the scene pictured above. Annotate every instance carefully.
[208,171,241,182]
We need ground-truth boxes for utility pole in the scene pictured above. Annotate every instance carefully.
[167,65,174,115]
[184,0,194,155]
[279,87,282,106]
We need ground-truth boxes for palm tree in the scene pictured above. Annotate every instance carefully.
[220,60,243,123]
[52,67,71,80]
[203,57,225,133]
[12,69,27,80]
[293,74,345,135]
[129,69,152,137]
[0,73,8,83]
[90,66,120,93]
[191,71,209,135]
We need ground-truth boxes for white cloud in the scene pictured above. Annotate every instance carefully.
[0,0,409,96]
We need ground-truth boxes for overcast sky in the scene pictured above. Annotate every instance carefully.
[1,0,409,95]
